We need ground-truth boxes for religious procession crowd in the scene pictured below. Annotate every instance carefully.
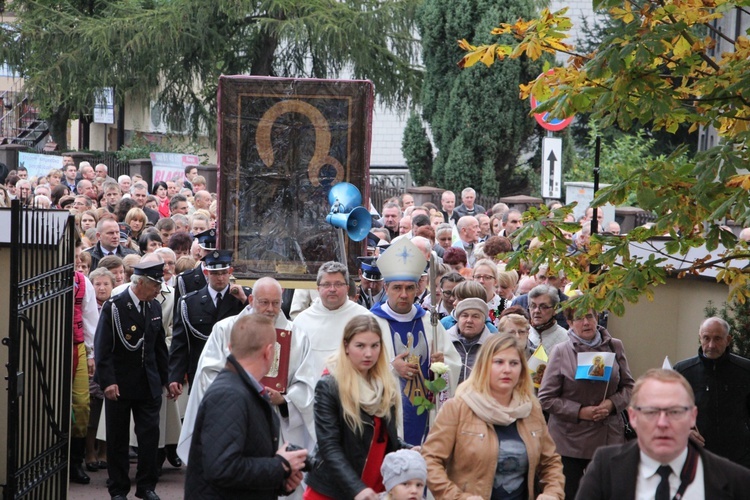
[3,158,749,500]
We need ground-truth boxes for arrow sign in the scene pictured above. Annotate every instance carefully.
[542,137,562,199]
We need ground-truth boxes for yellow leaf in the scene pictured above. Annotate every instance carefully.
[458,50,485,69]
[519,82,533,99]
[480,45,496,67]
[490,24,513,35]
[457,39,476,52]
[673,36,692,59]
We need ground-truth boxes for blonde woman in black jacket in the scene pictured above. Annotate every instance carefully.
[304,315,410,500]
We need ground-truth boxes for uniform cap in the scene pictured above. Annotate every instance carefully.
[132,260,165,283]
[196,228,217,250]
[201,249,233,271]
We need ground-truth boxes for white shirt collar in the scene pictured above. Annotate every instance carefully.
[208,285,230,305]
[127,286,143,311]
[639,448,688,479]
[636,447,704,500]
[382,302,418,321]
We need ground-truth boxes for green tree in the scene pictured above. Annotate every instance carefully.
[0,0,423,150]
[565,122,690,206]
[457,3,750,315]
[402,112,434,186]
[418,0,547,197]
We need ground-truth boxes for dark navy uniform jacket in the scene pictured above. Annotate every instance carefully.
[94,287,169,399]
[168,284,247,387]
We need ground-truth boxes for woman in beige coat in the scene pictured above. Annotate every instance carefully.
[421,334,564,499]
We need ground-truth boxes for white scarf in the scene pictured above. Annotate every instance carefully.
[359,375,388,418]
[459,387,532,426]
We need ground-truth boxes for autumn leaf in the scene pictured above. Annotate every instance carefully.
[726,174,750,190]
[673,36,692,59]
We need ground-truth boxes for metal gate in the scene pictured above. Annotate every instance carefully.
[3,200,74,499]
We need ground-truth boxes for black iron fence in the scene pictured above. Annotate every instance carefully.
[369,167,411,211]
[3,201,74,499]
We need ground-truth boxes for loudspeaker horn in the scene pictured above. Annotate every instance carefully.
[326,207,372,241]
[326,182,372,242]
[327,182,363,213]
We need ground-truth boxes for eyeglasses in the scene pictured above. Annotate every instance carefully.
[318,282,348,290]
[473,274,495,281]
[632,406,693,421]
[529,304,553,311]
[440,289,454,297]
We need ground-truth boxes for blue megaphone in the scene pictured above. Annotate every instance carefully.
[325,182,372,242]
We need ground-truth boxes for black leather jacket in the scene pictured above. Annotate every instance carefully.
[674,348,750,468]
[305,375,408,498]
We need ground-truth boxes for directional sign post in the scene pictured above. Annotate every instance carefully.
[542,137,562,199]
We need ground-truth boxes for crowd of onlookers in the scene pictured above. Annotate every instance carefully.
[4,158,750,499]
[332,188,750,499]
[0,157,217,282]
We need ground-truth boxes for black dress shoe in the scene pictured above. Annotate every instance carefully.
[69,463,90,484]
[111,495,128,500]
[165,445,182,468]
[85,462,99,472]
[135,490,160,500]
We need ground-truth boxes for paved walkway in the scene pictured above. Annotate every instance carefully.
[69,463,185,499]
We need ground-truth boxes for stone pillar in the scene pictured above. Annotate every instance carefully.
[66,151,95,168]
[129,158,153,185]
[196,164,218,193]
[406,186,444,207]
[0,144,29,171]
[498,194,544,213]
[615,206,651,234]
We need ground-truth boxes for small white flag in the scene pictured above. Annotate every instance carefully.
[662,356,673,370]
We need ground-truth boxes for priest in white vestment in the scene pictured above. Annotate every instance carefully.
[177,277,293,462]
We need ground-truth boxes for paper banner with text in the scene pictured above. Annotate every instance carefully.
[150,152,200,185]
[575,351,616,382]
[18,152,64,179]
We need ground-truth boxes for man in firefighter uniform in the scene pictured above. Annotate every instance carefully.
[168,250,247,397]
[95,257,169,500]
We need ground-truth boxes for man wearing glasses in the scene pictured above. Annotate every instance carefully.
[177,277,295,462]
[285,263,372,443]
[436,272,464,319]
[674,317,750,468]
[576,369,750,499]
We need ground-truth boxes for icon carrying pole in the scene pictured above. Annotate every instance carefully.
[336,227,348,267]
